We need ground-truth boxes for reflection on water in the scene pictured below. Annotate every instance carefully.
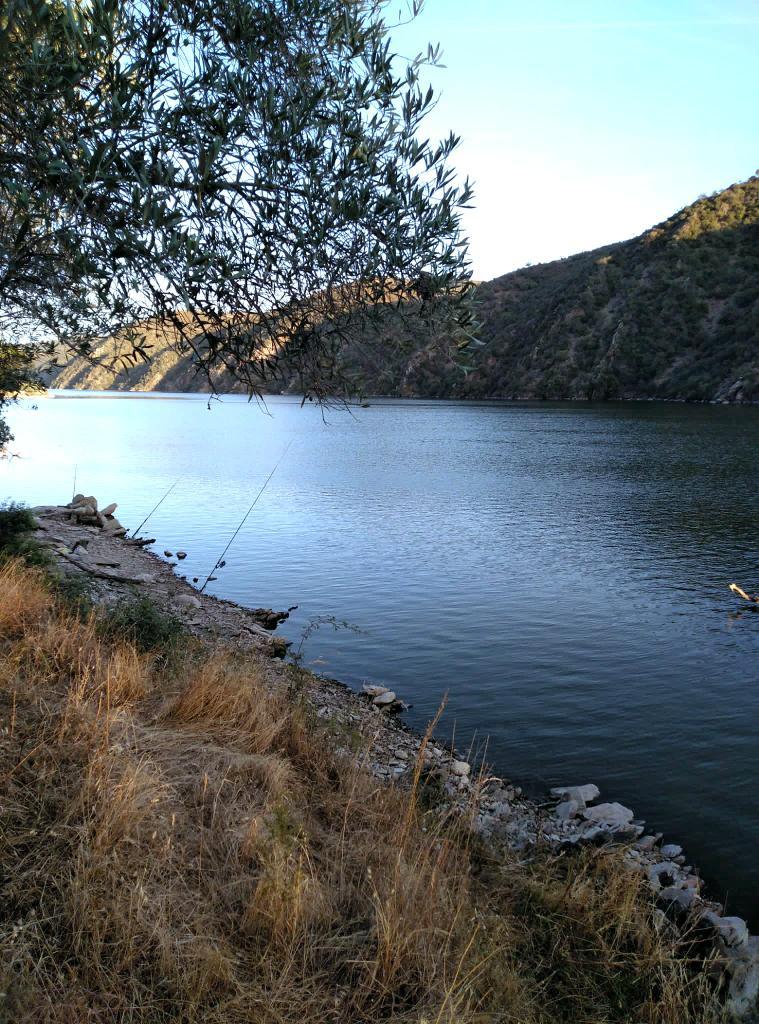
[3,393,759,920]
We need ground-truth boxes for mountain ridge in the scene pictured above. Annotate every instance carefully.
[48,177,759,403]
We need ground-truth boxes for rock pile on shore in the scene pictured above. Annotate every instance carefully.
[66,494,128,536]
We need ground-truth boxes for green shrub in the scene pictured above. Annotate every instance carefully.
[51,571,94,618]
[100,593,185,662]
[0,503,50,567]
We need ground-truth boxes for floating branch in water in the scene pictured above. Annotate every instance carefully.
[729,583,759,604]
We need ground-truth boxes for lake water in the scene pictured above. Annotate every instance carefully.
[3,393,759,920]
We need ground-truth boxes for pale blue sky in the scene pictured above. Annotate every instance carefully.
[393,0,759,279]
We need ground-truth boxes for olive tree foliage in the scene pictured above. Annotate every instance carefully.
[0,0,474,437]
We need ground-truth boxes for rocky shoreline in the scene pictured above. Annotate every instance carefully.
[29,495,759,1021]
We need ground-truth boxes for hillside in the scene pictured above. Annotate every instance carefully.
[49,177,759,402]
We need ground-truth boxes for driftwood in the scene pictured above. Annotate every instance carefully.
[124,537,156,548]
[57,550,145,585]
[729,583,759,605]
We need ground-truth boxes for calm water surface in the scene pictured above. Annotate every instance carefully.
[3,394,758,918]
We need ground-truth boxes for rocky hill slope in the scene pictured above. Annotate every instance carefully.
[49,177,759,402]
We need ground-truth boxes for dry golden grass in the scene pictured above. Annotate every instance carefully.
[0,559,724,1023]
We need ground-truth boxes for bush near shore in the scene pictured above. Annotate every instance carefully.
[0,522,724,1022]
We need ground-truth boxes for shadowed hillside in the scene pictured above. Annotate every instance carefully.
[49,177,759,402]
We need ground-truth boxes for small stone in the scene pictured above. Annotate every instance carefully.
[661,843,683,859]
[176,551,187,560]
[450,760,471,778]
[173,594,201,611]
[582,802,634,827]
[74,504,96,519]
[372,690,397,707]
[551,783,600,805]
[101,502,117,516]
[164,550,174,557]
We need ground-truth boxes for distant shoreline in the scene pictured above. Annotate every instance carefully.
[41,388,759,406]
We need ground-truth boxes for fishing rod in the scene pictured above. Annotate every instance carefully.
[199,441,293,593]
[130,479,179,538]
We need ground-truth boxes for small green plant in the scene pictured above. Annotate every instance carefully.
[50,571,94,618]
[100,593,185,663]
[0,502,50,567]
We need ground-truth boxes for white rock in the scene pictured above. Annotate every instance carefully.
[555,799,580,820]
[661,843,683,859]
[173,594,201,610]
[372,691,397,707]
[659,886,696,912]
[582,801,634,826]
[363,684,389,697]
[450,760,471,777]
[101,502,117,516]
[551,783,600,805]
[701,911,749,951]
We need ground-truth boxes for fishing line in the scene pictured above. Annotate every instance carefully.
[199,440,293,593]
[130,479,180,537]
